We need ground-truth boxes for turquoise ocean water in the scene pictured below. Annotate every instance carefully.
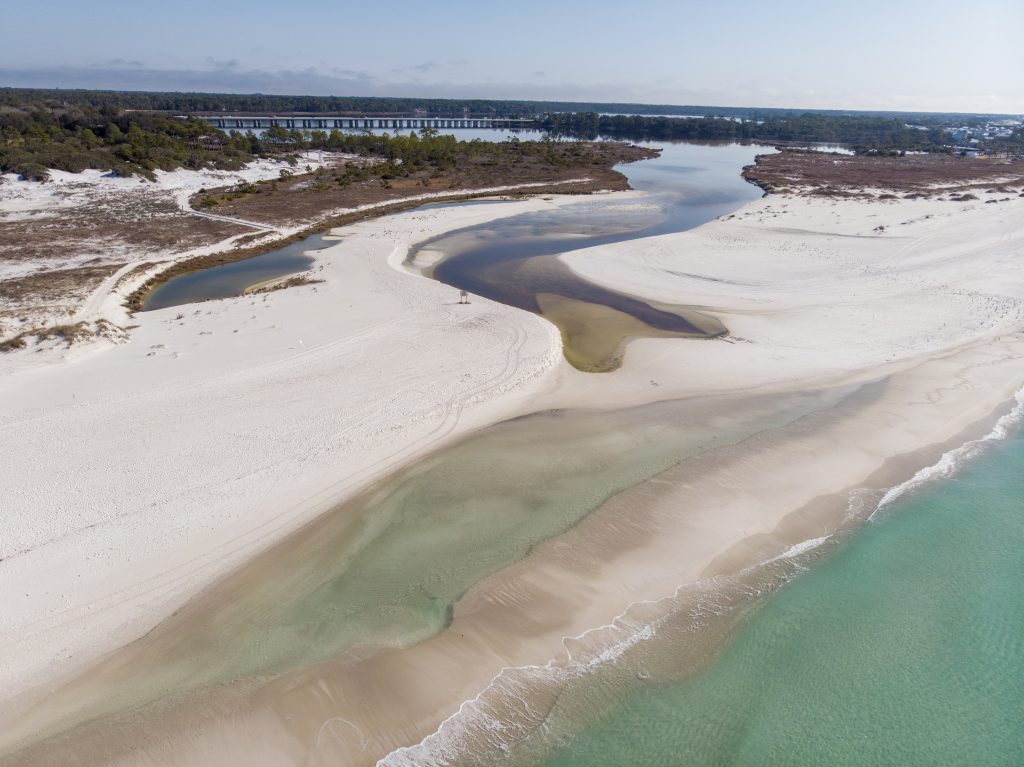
[536,417,1024,766]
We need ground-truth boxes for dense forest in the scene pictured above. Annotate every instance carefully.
[0,98,588,182]
[540,112,950,152]
[0,104,256,181]
[0,87,1009,125]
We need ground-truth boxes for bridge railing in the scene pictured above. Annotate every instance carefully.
[191,115,538,131]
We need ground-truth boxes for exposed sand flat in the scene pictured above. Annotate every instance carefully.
[0,195,591,708]
[2,183,1024,765]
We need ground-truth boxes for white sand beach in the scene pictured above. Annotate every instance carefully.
[1,179,1023,765]
[0,194,577,703]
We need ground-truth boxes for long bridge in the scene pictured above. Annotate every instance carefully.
[193,114,538,131]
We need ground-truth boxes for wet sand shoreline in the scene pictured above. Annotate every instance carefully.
[5,339,1024,767]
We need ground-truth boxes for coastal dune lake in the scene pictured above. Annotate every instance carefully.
[9,142,785,759]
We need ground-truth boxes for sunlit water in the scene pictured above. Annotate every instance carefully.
[520,425,1024,766]
[425,141,766,274]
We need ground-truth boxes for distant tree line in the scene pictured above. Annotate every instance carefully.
[251,127,586,176]
[0,87,1008,125]
[255,125,465,170]
[0,92,592,181]
[540,112,950,152]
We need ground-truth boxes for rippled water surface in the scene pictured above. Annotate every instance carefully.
[532,428,1024,766]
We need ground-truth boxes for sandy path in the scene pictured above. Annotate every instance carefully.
[174,189,281,231]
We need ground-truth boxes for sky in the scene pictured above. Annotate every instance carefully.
[3,0,1023,114]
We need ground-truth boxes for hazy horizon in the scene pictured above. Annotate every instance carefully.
[4,0,1023,114]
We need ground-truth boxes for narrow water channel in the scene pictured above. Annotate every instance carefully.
[142,231,332,311]
[417,141,764,369]
[14,383,852,761]
[142,142,766,372]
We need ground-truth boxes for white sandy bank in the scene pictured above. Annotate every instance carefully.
[0,195,590,704]
[361,189,1024,767]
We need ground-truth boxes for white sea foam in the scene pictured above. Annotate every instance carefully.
[377,600,673,767]
[379,545,823,766]
[761,535,831,567]
[871,384,1024,517]
[380,384,1024,767]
